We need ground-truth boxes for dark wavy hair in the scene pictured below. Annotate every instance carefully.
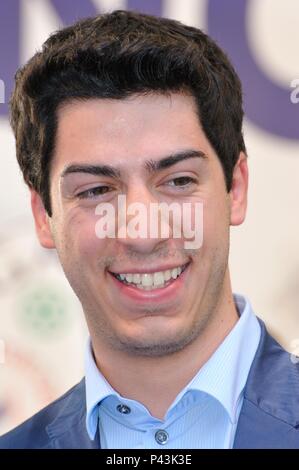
[10,9,246,216]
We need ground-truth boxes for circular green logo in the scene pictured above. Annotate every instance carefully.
[17,285,71,339]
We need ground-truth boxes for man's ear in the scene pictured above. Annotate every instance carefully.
[30,190,55,248]
[230,152,248,226]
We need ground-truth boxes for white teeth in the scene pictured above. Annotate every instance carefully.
[133,273,141,283]
[141,273,153,287]
[171,268,179,279]
[115,264,188,290]
[137,284,154,290]
[125,273,133,283]
[153,272,165,286]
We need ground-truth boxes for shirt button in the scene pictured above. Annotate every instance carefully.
[116,404,131,414]
[155,429,169,445]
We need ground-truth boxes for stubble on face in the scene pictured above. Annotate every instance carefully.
[85,242,229,358]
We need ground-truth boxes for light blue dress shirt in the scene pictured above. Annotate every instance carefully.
[85,293,261,449]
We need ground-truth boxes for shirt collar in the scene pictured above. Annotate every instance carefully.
[85,293,261,439]
[174,293,261,423]
[84,340,117,439]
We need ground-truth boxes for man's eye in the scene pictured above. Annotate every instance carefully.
[77,186,111,199]
[166,176,197,188]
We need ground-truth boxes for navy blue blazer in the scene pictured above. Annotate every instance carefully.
[1,319,299,449]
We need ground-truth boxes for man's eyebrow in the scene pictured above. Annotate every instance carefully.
[61,150,207,179]
[61,164,121,179]
[144,150,207,173]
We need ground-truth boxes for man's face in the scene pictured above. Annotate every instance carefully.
[32,93,247,357]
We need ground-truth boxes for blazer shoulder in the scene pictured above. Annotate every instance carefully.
[244,319,299,426]
[0,379,85,449]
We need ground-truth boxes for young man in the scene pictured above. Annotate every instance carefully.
[0,10,298,449]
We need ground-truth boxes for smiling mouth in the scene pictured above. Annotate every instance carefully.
[110,262,190,291]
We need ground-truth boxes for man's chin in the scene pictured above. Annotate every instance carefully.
[111,330,199,358]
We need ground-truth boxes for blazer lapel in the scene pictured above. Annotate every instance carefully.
[233,320,299,448]
[46,379,101,449]
[234,398,299,448]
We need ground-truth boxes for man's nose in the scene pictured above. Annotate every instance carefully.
[115,184,171,254]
